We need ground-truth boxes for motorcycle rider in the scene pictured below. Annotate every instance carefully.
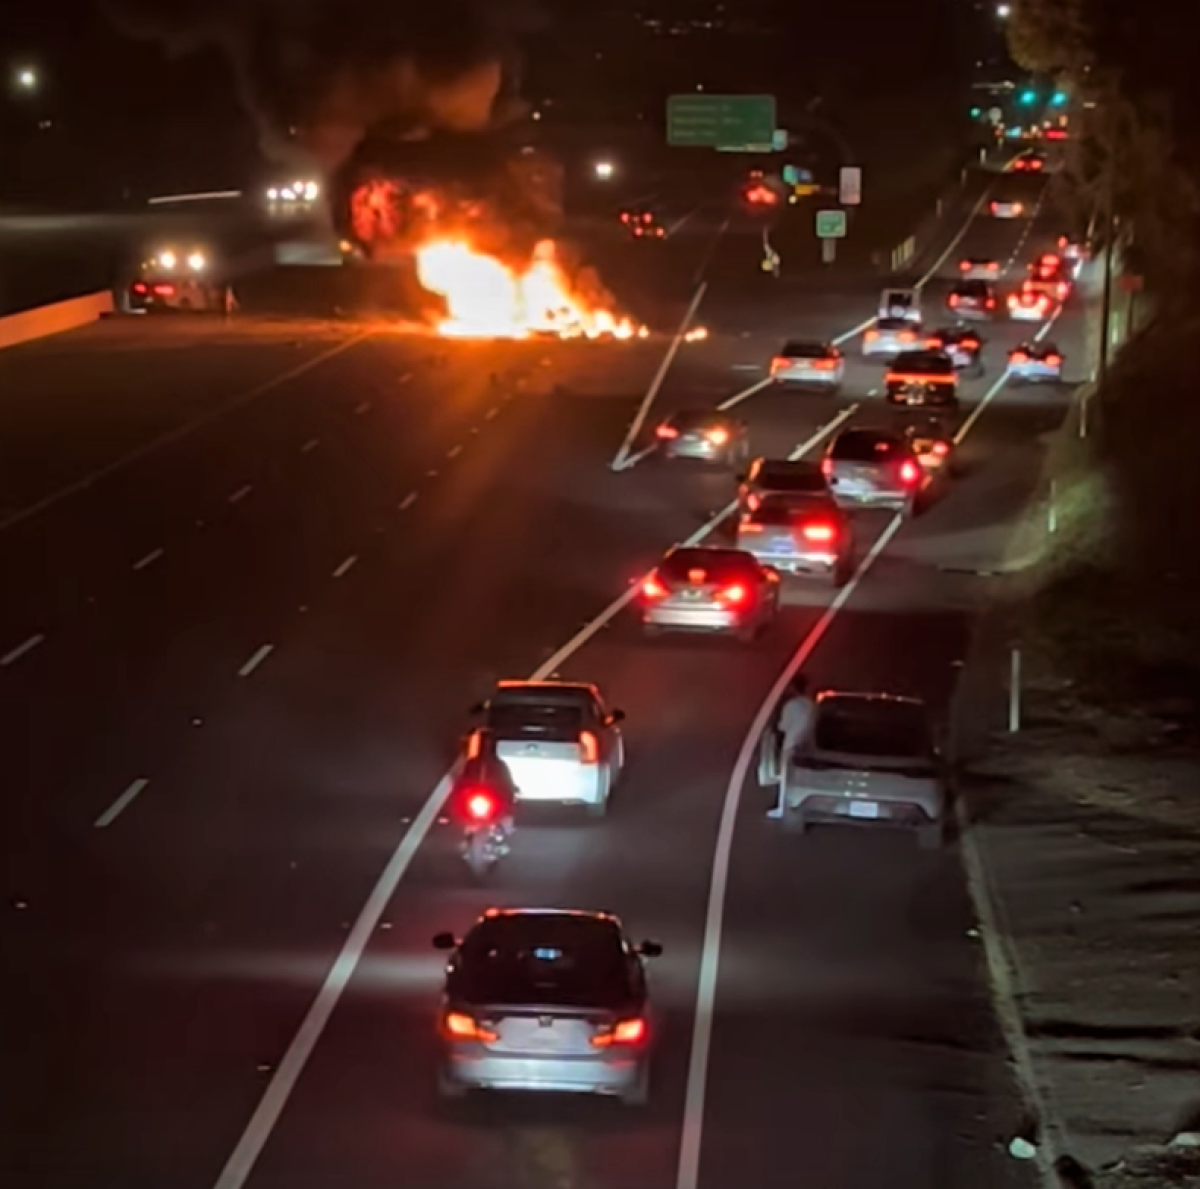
[449,727,517,841]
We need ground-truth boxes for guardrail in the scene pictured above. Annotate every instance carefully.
[146,190,243,206]
[0,291,114,353]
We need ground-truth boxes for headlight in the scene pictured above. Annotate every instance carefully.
[267,188,279,200]
[303,182,319,200]
[158,250,176,269]
[282,187,296,200]
[188,252,206,271]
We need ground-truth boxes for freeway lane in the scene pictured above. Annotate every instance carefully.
[182,189,1079,1189]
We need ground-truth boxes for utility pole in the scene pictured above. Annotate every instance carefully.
[1097,106,1117,382]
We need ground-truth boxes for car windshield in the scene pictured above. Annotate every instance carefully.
[814,698,931,758]
[660,548,758,583]
[487,696,588,740]
[453,915,633,1009]
[781,341,830,358]
[751,464,826,492]
[830,431,906,463]
[892,352,954,375]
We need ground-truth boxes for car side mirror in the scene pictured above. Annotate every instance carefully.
[432,932,458,951]
[607,709,626,725]
[638,940,663,958]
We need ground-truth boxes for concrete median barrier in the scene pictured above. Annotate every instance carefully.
[0,290,114,352]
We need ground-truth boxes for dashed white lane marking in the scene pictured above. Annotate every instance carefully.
[484,406,499,420]
[398,492,418,511]
[237,644,274,677]
[0,333,373,538]
[0,633,46,667]
[206,400,859,1189]
[301,439,319,454]
[94,778,149,828]
[354,401,370,415]
[398,373,412,383]
[132,547,165,571]
[228,484,253,504]
[425,469,438,478]
[446,444,462,459]
[331,555,358,579]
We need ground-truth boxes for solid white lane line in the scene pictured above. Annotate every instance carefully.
[132,547,165,571]
[915,182,996,287]
[94,778,149,828]
[446,444,462,459]
[207,400,858,1189]
[354,401,370,415]
[301,439,320,454]
[331,555,357,579]
[238,644,274,677]
[674,513,904,1189]
[228,484,253,504]
[611,280,709,470]
[715,376,774,413]
[0,334,373,537]
[0,633,46,667]
[398,492,418,511]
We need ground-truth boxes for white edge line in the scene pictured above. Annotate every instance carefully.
[238,644,274,678]
[675,511,905,1189]
[132,547,165,571]
[94,778,150,828]
[208,400,859,1189]
[399,492,418,511]
[611,281,709,470]
[0,632,46,667]
[332,555,357,579]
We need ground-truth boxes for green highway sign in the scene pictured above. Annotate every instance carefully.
[667,94,776,149]
[815,209,847,238]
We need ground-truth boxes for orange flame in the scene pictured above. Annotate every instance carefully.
[414,238,648,340]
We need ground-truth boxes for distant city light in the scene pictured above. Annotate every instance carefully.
[996,4,1011,16]
[593,160,615,180]
[15,67,37,90]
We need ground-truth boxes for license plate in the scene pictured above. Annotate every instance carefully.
[681,589,705,599]
[768,539,793,553]
[848,800,879,818]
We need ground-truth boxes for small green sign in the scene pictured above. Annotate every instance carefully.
[815,209,847,238]
[667,94,776,149]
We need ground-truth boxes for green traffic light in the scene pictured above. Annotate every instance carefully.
[1019,90,1036,104]
[1051,91,1067,105]
[970,107,981,117]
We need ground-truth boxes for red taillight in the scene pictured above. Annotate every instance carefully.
[746,493,760,511]
[899,331,915,342]
[592,1018,647,1048]
[717,583,748,606]
[131,281,147,294]
[949,294,959,305]
[986,298,995,308]
[1046,354,1062,365]
[959,260,970,271]
[464,789,499,822]
[739,522,762,533]
[812,358,836,370]
[579,730,599,764]
[444,1012,498,1043]
[932,441,950,456]
[1011,351,1028,363]
[153,283,174,296]
[900,461,919,485]
[801,521,836,543]
[641,574,667,599]
[771,356,789,371]
[865,329,879,340]
[821,457,833,477]
[656,425,678,439]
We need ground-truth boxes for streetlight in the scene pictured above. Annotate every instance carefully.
[15,66,37,91]
[996,3,1011,16]
[593,160,615,180]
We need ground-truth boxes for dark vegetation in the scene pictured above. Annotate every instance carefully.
[1008,0,1200,731]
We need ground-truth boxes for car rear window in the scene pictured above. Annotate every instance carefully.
[750,463,826,492]
[955,280,990,297]
[487,700,587,740]
[660,548,758,583]
[829,431,905,463]
[670,410,725,432]
[891,351,954,375]
[781,341,830,358]
[452,916,633,1009]
[814,699,931,758]
[875,318,912,332]
[746,496,831,526]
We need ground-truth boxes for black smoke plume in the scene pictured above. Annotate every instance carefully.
[98,0,559,258]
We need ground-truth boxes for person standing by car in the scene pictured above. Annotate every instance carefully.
[765,674,816,818]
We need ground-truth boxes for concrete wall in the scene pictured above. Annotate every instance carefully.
[0,291,114,353]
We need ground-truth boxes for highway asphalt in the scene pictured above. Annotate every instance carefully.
[0,166,1078,1188]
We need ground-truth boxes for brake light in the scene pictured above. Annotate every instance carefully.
[579,730,599,764]
[932,441,949,456]
[771,357,789,372]
[746,493,760,511]
[153,283,174,296]
[641,574,667,599]
[591,1018,647,1047]
[716,583,748,606]
[1046,354,1062,365]
[899,331,915,342]
[821,457,832,477]
[131,281,147,294]
[801,521,836,543]
[738,521,762,532]
[444,1012,498,1043]
[464,789,499,822]
[986,298,995,308]
[949,294,959,305]
[656,425,678,439]
[812,359,835,370]
[1010,351,1028,363]
[900,461,919,484]
[865,329,879,340]
[959,260,970,271]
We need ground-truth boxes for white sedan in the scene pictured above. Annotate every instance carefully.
[1008,289,1057,322]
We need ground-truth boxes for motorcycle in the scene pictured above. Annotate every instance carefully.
[457,785,513,879]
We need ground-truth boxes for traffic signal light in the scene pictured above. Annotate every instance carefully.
[1051,91,1067,105]
[1019,90,1036,104]
[970,107,982,117]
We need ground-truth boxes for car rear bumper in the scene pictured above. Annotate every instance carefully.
[442,1049,644,1096]
[785,793,940,828]
[502,757,604,806]
[1009,367,1060,381]
[774,369,842,386]
[830,489,909,509]
[743,547,838,576]
[886,390,958,407]
[663,441,726,461]
[643,605,743,632]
